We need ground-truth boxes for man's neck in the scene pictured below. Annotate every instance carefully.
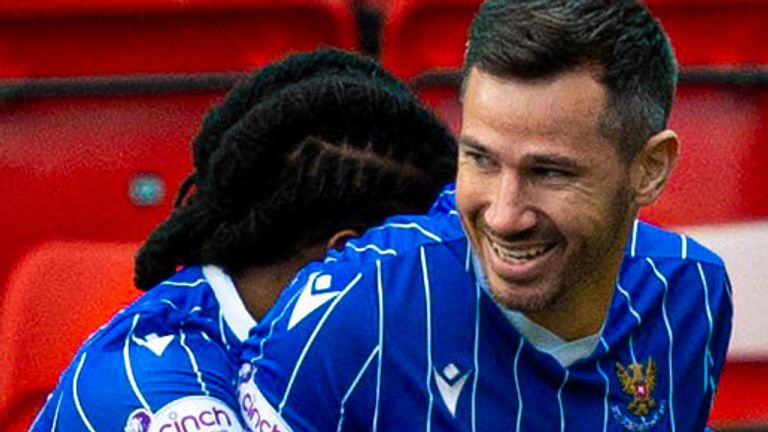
[233,245,328,322]
[523,279,615,341]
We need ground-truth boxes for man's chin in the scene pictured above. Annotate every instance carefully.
[488,283,559,313]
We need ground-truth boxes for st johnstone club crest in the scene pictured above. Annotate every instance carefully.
[612,357,665,431]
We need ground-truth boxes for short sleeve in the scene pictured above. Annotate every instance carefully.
[31,323,247,431]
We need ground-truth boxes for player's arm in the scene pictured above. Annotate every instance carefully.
[30,325,247,431]
[237,264,381,432]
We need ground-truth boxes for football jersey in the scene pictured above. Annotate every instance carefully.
[31,265,255,432]
[237,184,732,431]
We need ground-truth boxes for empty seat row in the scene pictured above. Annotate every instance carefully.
[0,0,358,79]
[3,0,767,81]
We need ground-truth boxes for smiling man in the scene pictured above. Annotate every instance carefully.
[237,1,732,430]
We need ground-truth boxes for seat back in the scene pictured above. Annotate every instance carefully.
[0,90,223,291]
[0,0,358,79]
[640,84,768,226]
[646,0,768,68]
[0,240,142,432]
[380,0,481,80]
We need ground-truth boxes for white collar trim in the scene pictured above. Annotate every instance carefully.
[202,265,256,342]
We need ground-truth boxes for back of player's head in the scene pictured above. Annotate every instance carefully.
[464,0,678,162]
[134,49,457,290]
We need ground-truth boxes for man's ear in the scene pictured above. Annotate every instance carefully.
[325,229,360,252]
[630,129,679,207]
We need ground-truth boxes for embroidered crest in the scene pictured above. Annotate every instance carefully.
[616,358,657,416]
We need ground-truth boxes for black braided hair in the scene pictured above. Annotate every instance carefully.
[134,49,457,290]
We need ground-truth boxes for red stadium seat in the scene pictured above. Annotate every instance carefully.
[380,0,481,80]
[640,84,768,226]
[413,81,462,136]
[710,361,768,429]
[0,0,357,79]
[646,0,768,68]
[0,240,142,432]
[0,90,223,292]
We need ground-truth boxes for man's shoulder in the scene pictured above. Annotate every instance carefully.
[325,208,466,266]
[248,212,470,363]
[631,220,725,269]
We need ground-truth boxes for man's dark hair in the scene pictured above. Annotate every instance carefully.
[134,49,457,289]
[463,0,678,162]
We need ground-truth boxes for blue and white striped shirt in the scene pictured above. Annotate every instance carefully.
[32,265,255,432]
[237,184,732,431]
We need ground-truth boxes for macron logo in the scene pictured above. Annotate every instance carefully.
[287,272,336,330]
[131,333,175,356]
[434,363,471,417]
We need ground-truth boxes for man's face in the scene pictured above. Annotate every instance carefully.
[457,67,636,312]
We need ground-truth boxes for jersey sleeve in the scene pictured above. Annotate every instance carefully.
[237,262,381,432]
[708,268,734,390]
[30,315,247,432]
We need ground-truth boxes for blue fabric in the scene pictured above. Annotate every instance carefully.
[239,184,732,431]
[31,266,248,431]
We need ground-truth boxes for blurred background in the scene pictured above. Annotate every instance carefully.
[0,0,765,430]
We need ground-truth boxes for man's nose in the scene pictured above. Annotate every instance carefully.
[484,172,537,235]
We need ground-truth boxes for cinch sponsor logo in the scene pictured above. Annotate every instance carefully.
[238,379,293,432]
[240,394,286,432]
[147,396,243,432]
[154,406,232,432]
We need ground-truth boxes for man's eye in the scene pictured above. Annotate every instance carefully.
[464,151,494,169]
[533,167,572,179]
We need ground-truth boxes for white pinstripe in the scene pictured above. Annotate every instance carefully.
[371,222,443,243]
[438,187,456,197]
[346,243,398,256]
[723,277,733,302]
[252,287,303,374]
[631,219,639,257]
[373,260,385,432]
[471,282,480,432]
[558,369,569,432]
[179,330,209,396]
[160,299,178,309]
[73,353,96,432]
[616,283,641,364]
[337,346,379,432]
[698,263,715,394]
[647,258,676,432]
[598,337,610,432]
[159,278,206,287]
[420,247,435,432]
[124,314,150,410]
[465,242,472,272]
[680,234,688,260]
[514,339,525,431]
[279,273,363,413]
[50,392,63,432]
[218,311,231,351]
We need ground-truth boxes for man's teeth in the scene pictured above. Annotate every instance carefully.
[490,241,549,261]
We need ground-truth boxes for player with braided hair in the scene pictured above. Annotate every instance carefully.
[31,49,456,432]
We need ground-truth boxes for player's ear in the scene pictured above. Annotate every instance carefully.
[325,229,359,251]
[630,129,679,207]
